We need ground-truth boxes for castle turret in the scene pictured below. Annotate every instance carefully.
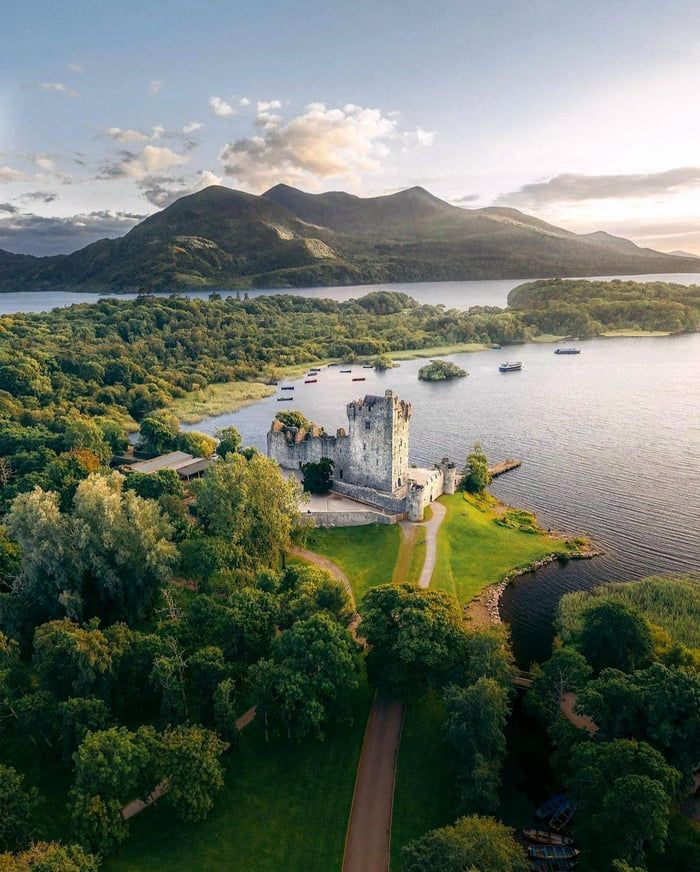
[345,389,412,493]
[438,457,457,495]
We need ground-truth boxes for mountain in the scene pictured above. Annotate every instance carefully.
[668,249,700,259]
[0,184,697,291]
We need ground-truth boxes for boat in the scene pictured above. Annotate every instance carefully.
[304,379,318,384]
[280,386,294,391]
[550,799,577,831]
[528,845,579,861]
[528,861,577,872]
[340,369,352,373]
[499,361,523,373]
[352,377,366,382]
[523,830,574,847]
[491,343,502,350]
[276,396,293,402]
[362,364,374,369]
[308,367,321,372]
[554,347,581,355]
[535,794,568,820]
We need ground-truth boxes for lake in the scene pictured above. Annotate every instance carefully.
[4,274,699,665]
[1,270,700,314]
[186,333,700,666]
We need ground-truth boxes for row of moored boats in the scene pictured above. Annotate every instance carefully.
[276,363,370,400]
[523,794,579,870]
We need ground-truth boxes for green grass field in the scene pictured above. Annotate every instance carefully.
[390,692,454,870]
[432,493,574,603]
[105,679,373,872]
[305,525,401,602]
[393,526,427,586]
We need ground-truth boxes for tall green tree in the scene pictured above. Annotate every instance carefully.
[443,678,510,814]
[459,442,491,494]
[577,601,653,674]
[360,584,467,698]
[402,815,527,872]
[33,620,111,700]
[0,841,99,872]
[214,426,242,459]
[157,725,228,822]
[527,646,592,722]
[0,765,40,852]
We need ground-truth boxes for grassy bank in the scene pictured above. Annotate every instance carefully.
[390,693,454,870]
[393,525,427,586]
[171,381,276,424]
[105,679,373,872]
[305,525,400,602]
[432,493,577,603]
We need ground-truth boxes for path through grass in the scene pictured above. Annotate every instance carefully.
[305,525,400,603]
[106,679,372,872]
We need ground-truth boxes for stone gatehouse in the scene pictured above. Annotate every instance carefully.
[267,389,457,523]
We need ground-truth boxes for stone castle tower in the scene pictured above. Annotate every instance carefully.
[344,390,411,493]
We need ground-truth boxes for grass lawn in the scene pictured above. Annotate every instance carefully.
[390,692,454,870]
[305,525,401,603]
[105,678,373,872]
[432,493,575,603]
[389,342,488,359]
[171,381,275,424]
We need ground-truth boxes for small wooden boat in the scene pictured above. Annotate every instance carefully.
[308,367,321,372]
[280,386,294,391]
[528,845,579,861]
[304,379,318,384]
[529,860,577,872]
[362,364,374,369]
[535,794,567,820]
[554,347,581,355]
[276,396,293,402]
[499,361,522,373]
[352,377,366,382]
[523,830,574,847]
[491,343,502,350]
[550,800,577,831]
[340,369,352,373]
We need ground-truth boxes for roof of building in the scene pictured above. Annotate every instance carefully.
[127,451,197,474]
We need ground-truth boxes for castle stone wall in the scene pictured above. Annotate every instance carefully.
[332,479,408,514]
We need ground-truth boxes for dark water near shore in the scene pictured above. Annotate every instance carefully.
[1,271,700,314]
[187,334,700,666]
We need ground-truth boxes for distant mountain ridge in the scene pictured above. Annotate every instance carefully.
[0,183,697,291]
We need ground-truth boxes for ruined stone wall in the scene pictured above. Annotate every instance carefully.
[310,510,399,528]
[332,479,408,514]
[267,427,348,472]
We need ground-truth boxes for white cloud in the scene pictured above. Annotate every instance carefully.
[106,125,170,143]
[40,82,79,98]
[183,121,202,134]
[239,97,251,107]
[401,127,435,148]
[498,167,700,208]
[67,63,84,73]
[219,102,431,191]
[35,155,55,171]
[102,145,188,181]
[0,167,26,183]
[139,170,222,207]
[209,96,236,117]
[149,80,163,94]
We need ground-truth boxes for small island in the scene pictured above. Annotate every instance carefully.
[418,359,467,381]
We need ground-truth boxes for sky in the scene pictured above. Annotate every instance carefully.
[3,0,700,255]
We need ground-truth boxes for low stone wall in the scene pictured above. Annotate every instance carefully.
[310,510,400,527]
[332,479,407,514]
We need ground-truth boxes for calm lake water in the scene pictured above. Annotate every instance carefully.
[4,275,700,665]
[187,333,700,666]
[2,271,700,314]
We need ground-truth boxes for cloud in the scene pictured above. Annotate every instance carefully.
[139,170,222,207]
[0,167,26,183]
[21,191,59,203]
[106,127,154,143]
[40,81,79,98]
[452,193,480,205]
[209,96,235,117]
[149,80,163,94]
[35,155,55,171]
[401,127,435,148]
[220,102,432,191]
[239,97,251,108]
[0,210,145,256]
[100,145,188,181]
[67,63,84,73]
[257,100,282,112]
[0,203,20,214]
[497,167,700,208]
[183,121,202,134]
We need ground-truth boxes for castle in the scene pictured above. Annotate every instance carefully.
[267,390,457,525]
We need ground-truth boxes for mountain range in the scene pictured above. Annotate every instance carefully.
[0,184,697,291]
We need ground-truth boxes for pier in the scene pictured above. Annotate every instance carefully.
[488,458,522,478]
